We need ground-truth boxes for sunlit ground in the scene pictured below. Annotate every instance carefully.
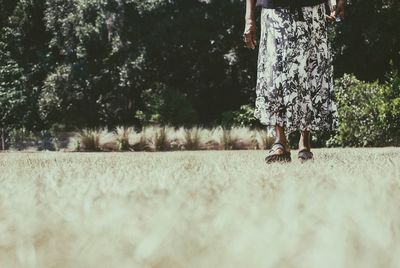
[1,148,400,268]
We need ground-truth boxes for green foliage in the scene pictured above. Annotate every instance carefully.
[0,0,399,148]
[8,129,38,151]
[221,104,258,128]
[6,128,56,151]
[381,69,400,144]
[332,0,400,81]
[138,83,199,127]
[0,0,49,131]
[41,0,143,128]
[0,28,27,129]
[75,140,81,152]
[331,71,400,147]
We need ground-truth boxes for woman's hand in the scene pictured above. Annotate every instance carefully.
[243,19,257,50]
[326,0,345,22]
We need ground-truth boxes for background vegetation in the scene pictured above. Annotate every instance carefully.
[1,0,399,150]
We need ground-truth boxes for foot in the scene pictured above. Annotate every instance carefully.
[298,130,313,162]
[265,142,291,164]
[298,146,313,162]
[274,139,291,155]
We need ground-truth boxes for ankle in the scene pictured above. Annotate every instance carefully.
[274,137,286,143]
[298,144,311,151]
[275,139,290,151]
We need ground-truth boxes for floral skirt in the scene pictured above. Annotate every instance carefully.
[254,3,338,134]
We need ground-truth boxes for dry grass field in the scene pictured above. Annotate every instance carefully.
[1,148,400,268]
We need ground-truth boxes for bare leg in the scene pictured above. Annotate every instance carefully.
[298,130,311,151]
[273,125,290,154]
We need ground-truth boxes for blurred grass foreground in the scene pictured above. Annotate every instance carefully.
[1,148,400,267]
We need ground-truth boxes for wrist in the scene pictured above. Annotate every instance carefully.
[245,17,255,23]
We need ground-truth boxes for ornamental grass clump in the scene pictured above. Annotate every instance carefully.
[201,127,224,150]
[219,126,258,150]
[154,125,170,151]
[76,129,102,151]
[220,126,234,150]
[130,127,153,151]
[255,129,275,150]
[66,125,275,152]
[183,126,202,150]
[114,127,133,151]
[70,128,116,152]
[229,126,258,150]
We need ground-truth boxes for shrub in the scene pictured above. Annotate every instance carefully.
[221,105,258,128]
[381,70,400,145]
[6,128,57,151]
[137,84,199,127]
[8,128,41,151]
[331,71,400,147]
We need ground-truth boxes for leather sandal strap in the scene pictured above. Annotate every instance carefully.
[265,142,292,163]
[269,143,285,153]
[298,150,313,159]
[298,148,313,154]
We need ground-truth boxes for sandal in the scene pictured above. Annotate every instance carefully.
[298,149,314,163]
[265,142,291,164]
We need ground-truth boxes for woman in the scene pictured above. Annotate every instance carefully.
[244,0,345,163]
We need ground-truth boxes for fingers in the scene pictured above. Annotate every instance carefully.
[325,9,336,22]
[243,31,257,50]
[325,14,335,22]
[332,4,345,21]
[243,32,252,49]
[251,31,257,49]
[327,7,345,23]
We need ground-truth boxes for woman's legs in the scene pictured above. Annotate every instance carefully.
[273,127,312,153]
[273,126,312,153]
[273,125,290,154]
[298,131,311,151]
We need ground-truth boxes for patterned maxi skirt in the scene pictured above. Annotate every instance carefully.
[254,3,338,134]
